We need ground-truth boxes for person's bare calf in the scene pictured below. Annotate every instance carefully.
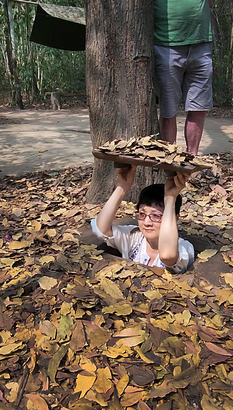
[160,111,206,155]
[185,111,207,155]
[159,115,177,144]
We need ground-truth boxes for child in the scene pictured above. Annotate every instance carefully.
[91,165,194,274]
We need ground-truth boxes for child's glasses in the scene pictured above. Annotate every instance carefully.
[135,212,163,223]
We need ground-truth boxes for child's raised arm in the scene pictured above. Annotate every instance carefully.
[96,165,137,237]
[158,172,189,267]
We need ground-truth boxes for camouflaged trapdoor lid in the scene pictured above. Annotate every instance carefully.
[30,4,86,51]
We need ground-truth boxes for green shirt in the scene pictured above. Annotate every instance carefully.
[154,0,212,46]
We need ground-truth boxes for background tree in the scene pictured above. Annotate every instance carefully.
[3,0,23,108]
[85,0,158,203]
[211,0,233,106]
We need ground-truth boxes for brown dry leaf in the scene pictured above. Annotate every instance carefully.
[85,389,108,406]
[128,365,155,386]
[203,208,219,217]
[50,244,63,251]
[139,136,153,146]
[38,276,57,290]
[120,389,144,407]
[39,320,56,339]
[174,310,191,326]
[114,326,146,347]
[134,346,155,364]
[116,140,128,150]
[147,380,176,399]
[215,363,230,385]
[205,342,232,356]
[25,394,49,410]
[198,249,218,260]
[222,253,233,267]
[5,382,19,402]
[221,273,233,287]
[134,148,146,156]
[13,208,22,217]
[93,367,112,393]
[74,372,96,398]
[103,345,132,358]
[215,288,233,304]
[116,373,130,396]
[38,255,55,264]
[70,320,86,352]
[60,232,79,243]
[0,257,17,267]
[40,212,51,222]
[100,278,124,300]
[0,342,23,356]
[30,220,42,231]
[144,289,162,300]
[47,344,69,383]
[8,240,31,250]
[102,302,132,316]
[95,262,123,278]
[201,394,219,410]
[58,315,73,340]
[146,150,166,158]
[137,401,153,410]
[63,206,81,218]
[172,365,208,388]
[46,228,57,237]
[89,327,110,349]
[0,404,16,410]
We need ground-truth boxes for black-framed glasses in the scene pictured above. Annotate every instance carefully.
[135,211,163,223]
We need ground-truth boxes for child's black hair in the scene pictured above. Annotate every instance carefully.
[136,184,182,215]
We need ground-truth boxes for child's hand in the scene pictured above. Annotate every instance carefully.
[117,164,137,191]
[165,172,189,198]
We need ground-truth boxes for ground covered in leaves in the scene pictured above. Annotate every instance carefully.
[0,152,233,410]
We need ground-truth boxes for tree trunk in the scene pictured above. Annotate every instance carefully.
[3,0,24,109]
[228,2,233,92]
[85,0,158,204]
[25,4,39,102]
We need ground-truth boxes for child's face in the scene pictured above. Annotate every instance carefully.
[137,203,164,243]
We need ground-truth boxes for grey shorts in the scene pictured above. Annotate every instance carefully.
[154,42,213,118]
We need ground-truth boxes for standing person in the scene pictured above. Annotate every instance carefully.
[91,165,194,274]
[154,0,213,155]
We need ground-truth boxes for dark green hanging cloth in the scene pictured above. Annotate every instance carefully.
[30,4,86,51]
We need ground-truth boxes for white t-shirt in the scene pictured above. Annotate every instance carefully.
[91,219,195,274]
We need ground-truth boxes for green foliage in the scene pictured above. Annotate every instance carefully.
[0,8,10,92]
[0,0,86,104]
[212,52,233,106]
[36,47,86,95]
[211,0,233,106]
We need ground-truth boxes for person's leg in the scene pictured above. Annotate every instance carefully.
[159,115,177,144]
[154,45,187,143]
[182,43,213,154]
[184,111,206,155]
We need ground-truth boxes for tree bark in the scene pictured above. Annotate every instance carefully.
[25,4,39,102]
[3,0,24,109]
[85,0,158,203]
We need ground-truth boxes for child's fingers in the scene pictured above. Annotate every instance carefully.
[173,173,188,189]
[131,164,137,172]
[176,172,189,184]
[117,164,137,181]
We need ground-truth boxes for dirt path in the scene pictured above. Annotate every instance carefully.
[0,107,232,178]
